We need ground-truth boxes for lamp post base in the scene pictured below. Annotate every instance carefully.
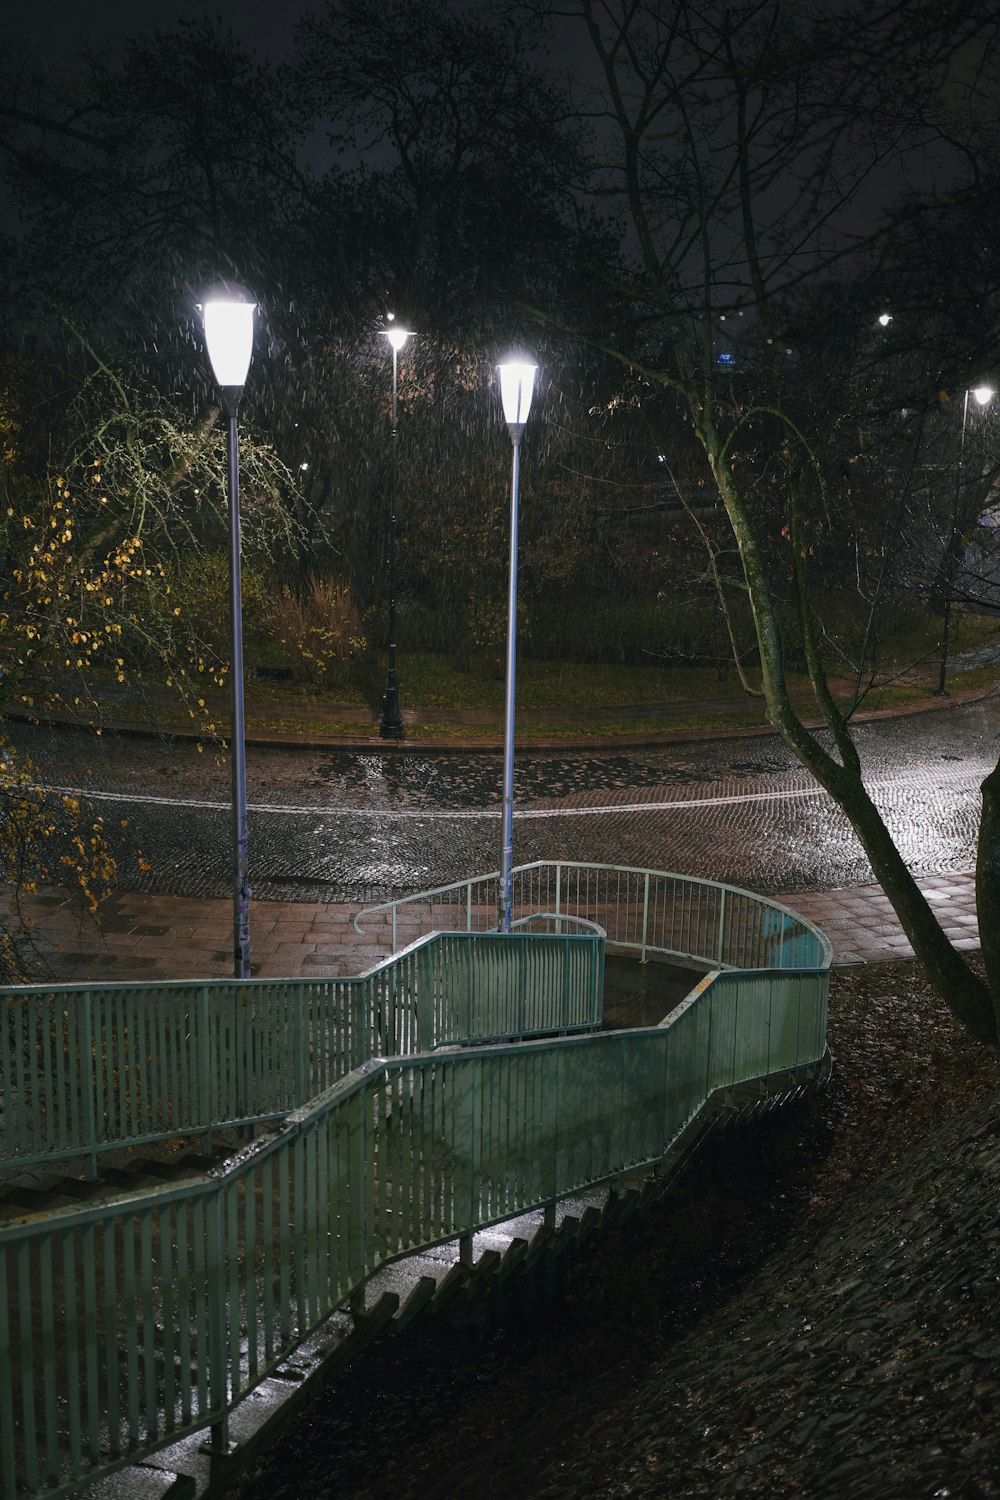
[380,684,405,739]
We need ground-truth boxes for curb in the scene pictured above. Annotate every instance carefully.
[5,681,995,754]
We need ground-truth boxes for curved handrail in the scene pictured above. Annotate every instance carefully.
[354,859,831,972]
[510,911,607,936]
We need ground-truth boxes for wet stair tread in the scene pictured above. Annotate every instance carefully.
[0,1146,235,1220]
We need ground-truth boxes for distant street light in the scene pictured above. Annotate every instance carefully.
[497,359,537,933]
[938,382,996,694]
[201,285,256,978]
[380,317,413,739]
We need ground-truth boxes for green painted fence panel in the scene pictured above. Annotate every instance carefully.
[1,864,829,1498]
[0,930,603,1173]
[1,970,827,1496]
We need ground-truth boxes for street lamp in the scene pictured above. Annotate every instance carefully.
[379,317,413,739]
[938,382,996,694]
[497,359,537,933]
[201,285,256,978]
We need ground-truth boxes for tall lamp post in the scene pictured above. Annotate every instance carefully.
[497,359,537,933]
[939,382,995,694]
[201,287,256,978]
[379,318,413,739]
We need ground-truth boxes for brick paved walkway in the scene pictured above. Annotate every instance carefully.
[14,872,980,984]
[778,871,980,966]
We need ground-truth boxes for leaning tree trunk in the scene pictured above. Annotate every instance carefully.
[975,763,1000,1025]
[823,767,998,1046]
[707,437,1000,1050]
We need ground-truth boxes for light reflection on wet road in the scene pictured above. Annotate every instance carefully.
[8,695,998,901]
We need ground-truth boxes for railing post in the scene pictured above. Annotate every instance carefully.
[464,937,474,1043]
[417,941,434,1051]
[555,863,562,935]
[717,887,727,967]
[238,979,252,1134]
[0,1246,14,1500]
[82,989,99,1180]
[468,1059,479,1239]
[593,935,604,1027]
[207,1190,231,1457]
[705,978,715,1099]
[294,982,308,1106]
[199,986,213,1156]
[641,872,650,964]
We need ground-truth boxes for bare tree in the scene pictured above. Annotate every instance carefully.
[535,0,1000,1043]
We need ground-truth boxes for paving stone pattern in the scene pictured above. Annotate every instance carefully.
[8,695,998,904]
[8,691,991,980]
[15,870,981,983]
[780,872,980,967]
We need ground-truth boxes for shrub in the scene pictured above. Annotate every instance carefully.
[165,551,274,651]
[453,593,531,677]
[269,577,367,685]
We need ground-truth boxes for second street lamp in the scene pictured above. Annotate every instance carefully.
[939,382,996,694]
[380,318,413,739]
[201,285,256,979]
[497,359,537,934]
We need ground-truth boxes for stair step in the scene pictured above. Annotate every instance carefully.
[392,1275,438,1330]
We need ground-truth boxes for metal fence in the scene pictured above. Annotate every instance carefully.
[1,866,829,1498]
[0,926,604,1176]
[1,957,827,1498]
[355,861,831,971]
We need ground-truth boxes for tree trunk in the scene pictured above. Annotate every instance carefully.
[976,764,1000,1031]
[707,439,999,1049]
[816,758,998,1046]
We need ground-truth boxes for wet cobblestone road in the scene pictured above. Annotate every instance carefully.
[10,695,998,901]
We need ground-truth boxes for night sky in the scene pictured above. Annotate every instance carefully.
[6,0,492,64]
[1,1,333,240]
[7,0,320,66]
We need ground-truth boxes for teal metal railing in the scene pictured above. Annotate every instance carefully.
[0,925,603,1176]
[354,860,830,971]
[1,867,828,1498]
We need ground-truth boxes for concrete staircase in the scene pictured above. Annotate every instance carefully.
[57,1058,828,1500]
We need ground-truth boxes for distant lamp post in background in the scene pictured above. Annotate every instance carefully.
[938,382,996,695]
[497,359,537,933]
[201,286,256,978]
[380,316,413,739]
